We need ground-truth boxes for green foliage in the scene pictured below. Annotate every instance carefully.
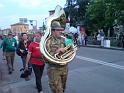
[65,0,124,33]
[65,0,90,25]
[85,0,124,32]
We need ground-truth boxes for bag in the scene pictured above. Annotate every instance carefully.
[16,48,22,56]
[16,48,28,56]
[20,67,32,78]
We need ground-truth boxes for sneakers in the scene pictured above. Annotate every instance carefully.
[2,58,6,60]
[25,76,30,81]
[8,71,12,74]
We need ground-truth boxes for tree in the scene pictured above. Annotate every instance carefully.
[65,0,124,35]
[85,0,124,34]
[65,0,90,25]
[86,0,106,29]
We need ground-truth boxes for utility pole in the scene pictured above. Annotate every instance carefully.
[29,20,37,33]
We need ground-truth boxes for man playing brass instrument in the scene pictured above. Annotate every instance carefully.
[46,21,68,93]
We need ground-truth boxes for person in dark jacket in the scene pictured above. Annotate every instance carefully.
[17,33,32,70]
[17,33,32,80]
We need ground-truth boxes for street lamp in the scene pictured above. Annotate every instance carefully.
[74,5,79,24]
[29,20,37,33]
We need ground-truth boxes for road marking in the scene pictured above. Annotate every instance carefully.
[76,55,124,70]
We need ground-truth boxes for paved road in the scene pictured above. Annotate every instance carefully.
[68,47,124,93]
[0,47,124,93]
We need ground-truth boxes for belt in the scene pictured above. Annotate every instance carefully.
[48,63,67,68]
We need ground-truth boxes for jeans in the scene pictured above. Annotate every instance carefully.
[21,56,26,69]
[21,56,32,69]
[32,64,45,92]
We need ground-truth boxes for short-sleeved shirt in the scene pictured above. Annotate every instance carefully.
[28,42,45,66]
[65,38,73,46]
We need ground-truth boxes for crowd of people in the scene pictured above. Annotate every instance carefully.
[0,21,78,93]
[56,24,88,49]
[65,24,87,47]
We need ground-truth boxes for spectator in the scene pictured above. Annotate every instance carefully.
[99,29,105,47]
[16,33,32,70]
[69,25,78,45]
[0,34,7,60]
[2,32,17,74]
[25,32,45,93]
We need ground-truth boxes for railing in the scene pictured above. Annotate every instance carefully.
[87,36,123,48]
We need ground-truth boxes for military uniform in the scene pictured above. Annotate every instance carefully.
[46,34,68,93]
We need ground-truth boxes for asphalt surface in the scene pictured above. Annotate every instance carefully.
[0,46,124,93]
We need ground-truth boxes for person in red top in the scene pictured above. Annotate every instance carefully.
[25,32,45,93]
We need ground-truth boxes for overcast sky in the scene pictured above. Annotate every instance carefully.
[0,0,66,29]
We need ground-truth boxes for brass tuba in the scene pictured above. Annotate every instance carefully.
[40,5,77,65]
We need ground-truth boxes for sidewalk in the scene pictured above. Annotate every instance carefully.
[0,50,51,93]
[86,44,124,51]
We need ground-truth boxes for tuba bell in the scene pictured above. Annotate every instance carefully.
[40,5,77,65]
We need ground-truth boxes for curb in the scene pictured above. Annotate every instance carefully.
[0,66,3,81]
[84,45,124,51]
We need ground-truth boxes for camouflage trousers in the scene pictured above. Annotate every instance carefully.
[47,64,68,93]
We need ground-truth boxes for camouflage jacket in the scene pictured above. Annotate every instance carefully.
[46,35,65,57]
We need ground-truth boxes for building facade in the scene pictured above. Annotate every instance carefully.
[11,23,29,34]
[0,28,11,35]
